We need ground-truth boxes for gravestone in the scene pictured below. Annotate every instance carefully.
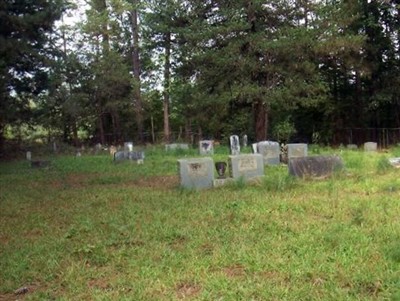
[252,143,258,154]
[347,144,358,150]
[287,143,308,159]
[165,143,189,151]
[128,151,145,164]
[178,157,214,189]
[114,151,126,162]
[229,154,264,181]
[26,151,31,161]
[199,140,214,155]
[243,135,248,147]
[230,135,240,155]
[257,141,280,165]
[388,157,400,168]
[289,155,344,178]
[364,142,378,152]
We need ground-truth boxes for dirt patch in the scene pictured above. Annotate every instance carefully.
[175,282,201,299]
[88,278,111,291]
[132,175,179,189]
[223,264,246,278]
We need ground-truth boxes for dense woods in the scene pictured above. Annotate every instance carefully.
[2,0,400,154]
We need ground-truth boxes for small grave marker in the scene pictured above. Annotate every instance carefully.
[199,140,214,155]
[364,142,378,152]
[242,134,248,147]
[252,143,258,154]
[289,155,344,179]
[26,151,31,161]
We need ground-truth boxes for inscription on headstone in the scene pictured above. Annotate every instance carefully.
[287,143,308,159]
[230,135,240,155]
[199,140,214,155]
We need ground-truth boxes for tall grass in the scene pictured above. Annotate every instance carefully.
[1,145,400,300]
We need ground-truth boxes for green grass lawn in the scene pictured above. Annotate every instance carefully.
[1,145,400,300]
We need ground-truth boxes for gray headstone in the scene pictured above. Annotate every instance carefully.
[178,157,214,189]
[388,157,400,168]
[243,135,248,147]
[26,151,31,161]
[287,143,308,159]
[165,143,189,151]
[114,151,126,162]
[364,142,377,152]
[229,154,264,181]
[199,140,214,155]
[257,141,280,165]
[252,143,258,154]
[230,135,240,155]
[347,144,358,150]
[289,155,344,178]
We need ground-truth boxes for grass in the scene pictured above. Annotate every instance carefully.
[1,145,400,300]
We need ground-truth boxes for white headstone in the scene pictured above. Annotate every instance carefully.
[364,142,377,152]
[178,157,214,189]
[230,135,240,155]
[252,143,258,154]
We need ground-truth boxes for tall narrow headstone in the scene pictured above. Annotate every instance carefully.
[178,157,214,189]
[257,141,280,165]
[26,151,31,161]
[230,135,240,155]
[252,143,258,154]
[229,154,264,181]
[242,135,248,147]
[289,155,344,178]
[364,142,377,152]
[199,140,214,155]
[287,143,308,159]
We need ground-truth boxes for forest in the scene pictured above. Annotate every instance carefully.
[2,0,400,154]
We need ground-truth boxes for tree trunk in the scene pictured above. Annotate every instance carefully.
[98,112,106,145]
[130,4,144,143]
[254,99,267,141]
[163,31,171,144]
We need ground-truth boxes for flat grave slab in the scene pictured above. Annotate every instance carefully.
[288,155,344,179]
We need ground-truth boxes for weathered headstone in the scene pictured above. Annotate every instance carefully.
[364,142,378,152]
[252,143,258,154]
[165,143,189,151]
[388,157,400,168]
[26,151,31,161]
[199,140,214,155]
[128,151,145,164]
[287,143,308,159]
[242,135,248,147]
[230,135,240,155]
[289,155,344,178]
[229,154,264,181]
[114,151,126,162]
[178,157,214,189]
[257,141,280,165]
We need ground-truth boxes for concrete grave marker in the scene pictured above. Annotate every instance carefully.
[257,141,280,165]
[178,157,214,189]
[289,155,344,179]
[230,135,240,155]
[229,154,264,181]
[287,143,308,159]
[199,140,214,155]
[364,142,378,152]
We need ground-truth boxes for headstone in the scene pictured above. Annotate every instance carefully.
[124,142,134,152]
[128,151,145,164]
[26,151,31,161]
[347,144,358,150]
[289,155,344,178]
[229,154,264,181]
[178,157,214,189]
[76,151,81,157]
[287,143,308,159]
[242,135,248,147]
[257,141,280,165]
[388,157,400,168]
[364,142,378,152]
[165,143,189,151]
[114,151,126,162]
[199,140,214,155]
[252,143,258,154]
[230,135,240,155]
